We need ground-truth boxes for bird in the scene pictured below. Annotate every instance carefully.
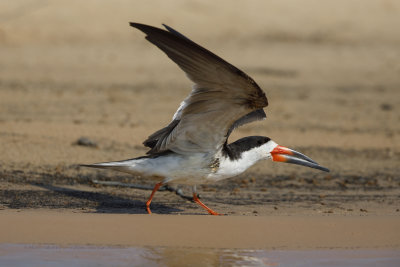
[82,22,329,215]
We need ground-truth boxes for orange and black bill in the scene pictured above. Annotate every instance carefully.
[271,145,330,172]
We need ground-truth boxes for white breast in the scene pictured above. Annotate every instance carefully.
[206,141,277,182]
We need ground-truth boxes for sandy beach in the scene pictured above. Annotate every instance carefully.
[1,210,400,249]
[0,0,399,257]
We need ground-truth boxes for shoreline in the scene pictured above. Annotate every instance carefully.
[1,210,399,250]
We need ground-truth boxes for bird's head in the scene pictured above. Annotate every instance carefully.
[261,137,329,172]
[227,136,329,172]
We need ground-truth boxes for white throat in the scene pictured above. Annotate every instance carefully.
[211,140,278,180]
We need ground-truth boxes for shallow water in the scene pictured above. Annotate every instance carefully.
[0,244,399,267]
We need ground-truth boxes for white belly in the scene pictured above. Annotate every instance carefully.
[123,153,213,185]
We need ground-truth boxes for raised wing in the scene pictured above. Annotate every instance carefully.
[226,109,266,137]
[130,23,268,155]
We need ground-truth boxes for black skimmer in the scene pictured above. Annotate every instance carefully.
[82,23,329,215]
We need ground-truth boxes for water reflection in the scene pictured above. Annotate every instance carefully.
[147,247,275,266]
[0,244,399,267]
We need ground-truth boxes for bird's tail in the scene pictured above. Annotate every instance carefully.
[80,158,144,174]
[80,163,117,170]
[81,162,123,169]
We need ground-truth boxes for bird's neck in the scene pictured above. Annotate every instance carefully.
[216,148,266,178]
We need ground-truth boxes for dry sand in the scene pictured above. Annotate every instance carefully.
[0,0,399,250]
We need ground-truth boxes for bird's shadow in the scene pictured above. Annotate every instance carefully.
[25,183,183,214]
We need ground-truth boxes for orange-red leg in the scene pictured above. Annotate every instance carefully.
[146,182,163,214]
[193,193,222,215]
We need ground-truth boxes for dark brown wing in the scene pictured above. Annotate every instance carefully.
[226,109,266,137]
[131,23,268,155]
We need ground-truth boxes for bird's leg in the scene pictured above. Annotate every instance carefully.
[192,185,222,216]
[146,182,163,214]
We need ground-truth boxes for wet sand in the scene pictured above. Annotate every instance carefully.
[1,244,399,267]
[1,210,400,249]
[0,0,399,255]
